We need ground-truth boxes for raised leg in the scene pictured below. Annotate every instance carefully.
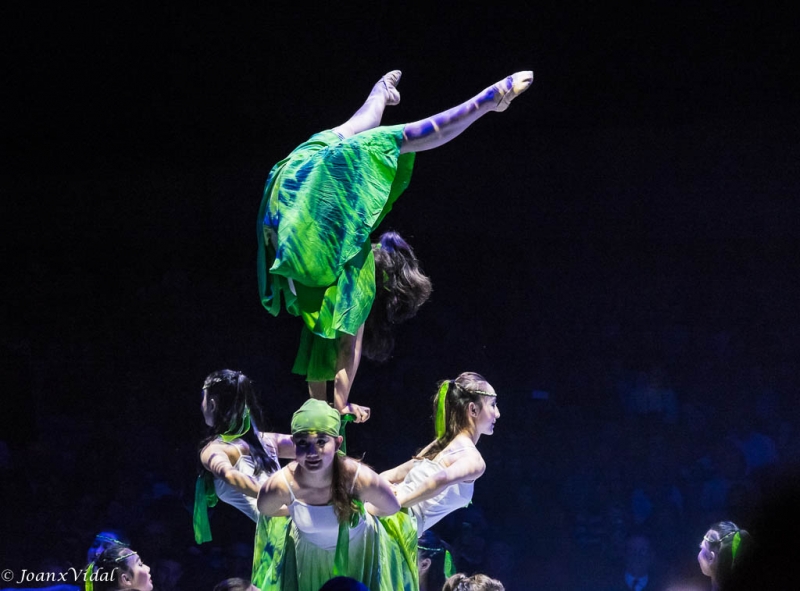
[332,71,402,139]
[399,71,533,154]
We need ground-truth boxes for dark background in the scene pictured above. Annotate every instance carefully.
[3,1,799,590]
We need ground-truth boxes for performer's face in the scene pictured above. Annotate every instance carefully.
[292,431,341,471]
[474,391,500,436]
[120,552,153,591]
[697,531,717,577]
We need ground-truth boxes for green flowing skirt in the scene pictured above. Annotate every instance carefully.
[257,126,415,381]
[252,512,418,591]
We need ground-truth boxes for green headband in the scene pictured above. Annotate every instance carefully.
[291,399,341,437]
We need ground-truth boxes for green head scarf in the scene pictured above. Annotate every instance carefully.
[291,399,341,437]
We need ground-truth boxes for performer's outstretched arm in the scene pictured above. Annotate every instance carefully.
[257,469,293,516]
[201,442,261,498]
[395,452,486,508]
[380,458,417,485]
[351,461,401,516]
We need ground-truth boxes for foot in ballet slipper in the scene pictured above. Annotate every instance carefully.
[492,71,534,112]
[376,69,402,106]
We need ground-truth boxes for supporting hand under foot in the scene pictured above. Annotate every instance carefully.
[339,402,371,423]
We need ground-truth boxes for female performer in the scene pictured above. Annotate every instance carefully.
[442,573,505,591]
[417,530,454,591]
[258,70,532,422]
[194,369,295,543]
[697,521,753,591]
[381,372,500,535]
[253,399,418,591]
[85,546,153,591]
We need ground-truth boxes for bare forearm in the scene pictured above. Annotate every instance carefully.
[396,472,449,508]
[218,468,261,497]
[381,459,416,484]
[364,501,399,516]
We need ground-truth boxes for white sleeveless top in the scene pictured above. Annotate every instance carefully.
[281,464,365,550]
[213,439,277,523]
[395,445,476,535]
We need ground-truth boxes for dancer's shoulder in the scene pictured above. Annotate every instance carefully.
[200,438,245,466]
[438,436,480,460]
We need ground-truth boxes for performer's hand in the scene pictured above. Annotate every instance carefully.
[340,402,371,423]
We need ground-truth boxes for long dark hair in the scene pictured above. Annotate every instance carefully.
[421,372,492,460]
[363,231,432,362]
[199,370,278,475]
[329,454,360,525]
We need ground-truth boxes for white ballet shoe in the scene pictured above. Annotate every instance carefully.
[493,70,534,112]
[379,69,402,106]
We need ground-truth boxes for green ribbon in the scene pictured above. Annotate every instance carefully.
[444,550,455,578]
[731,530,741,564]
[193,472,218,544]
[419,544,456,579]
[435,382,449,439]
[85,562,95,591]
[193,408,250,544]
[333,499,365,577]
[220,406,251,442]
[339,413,356,455]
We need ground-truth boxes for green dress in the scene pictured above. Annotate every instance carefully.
[251,511,419,591]
[257,126,415,381]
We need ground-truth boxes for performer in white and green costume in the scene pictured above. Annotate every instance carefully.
[257,70,533,422]
[252,399,418,591]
